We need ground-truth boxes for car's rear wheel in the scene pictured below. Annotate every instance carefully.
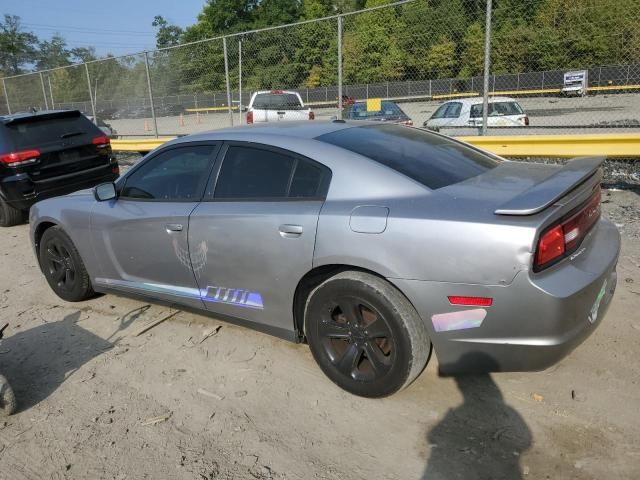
[305,271,431,398]
[0,197,26,227]
[39,226,94,302]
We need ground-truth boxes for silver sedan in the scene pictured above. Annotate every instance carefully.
[29,122,619,397]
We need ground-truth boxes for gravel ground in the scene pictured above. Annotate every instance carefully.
[0,190,639,479]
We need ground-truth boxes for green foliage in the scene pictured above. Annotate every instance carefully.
[2,0,639,106]
[0,15,38,75]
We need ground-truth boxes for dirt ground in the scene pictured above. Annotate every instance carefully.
[0,190,639,480]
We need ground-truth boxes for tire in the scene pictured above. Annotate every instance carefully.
[39,226,94,302]
[0,375,17,416]
[0,197,26,227]
[305,271,431,398]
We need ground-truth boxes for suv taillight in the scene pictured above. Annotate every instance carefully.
[92,135,110,147]
[308,111,315,120]
[534,186,601,271]
[247,111,254,124]
[0,149,41,166]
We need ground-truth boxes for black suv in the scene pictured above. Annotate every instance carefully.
[0,110,119,227]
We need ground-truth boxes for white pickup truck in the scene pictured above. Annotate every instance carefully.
[246,90,315,124]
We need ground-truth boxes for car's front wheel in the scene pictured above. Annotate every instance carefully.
[39,226,94,302]
[305,271,431,398]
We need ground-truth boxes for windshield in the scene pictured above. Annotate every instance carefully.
[316,124,500,190]
[470,101,524,118]
[346,102,406,120]
[252,93,303,110]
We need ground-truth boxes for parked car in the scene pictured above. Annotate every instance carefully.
[30,121,618,398]
[85,115,118,138]
[424,97,529,131]
[343,101,413,125]
[0,110,119,227]
[246,90,314,124]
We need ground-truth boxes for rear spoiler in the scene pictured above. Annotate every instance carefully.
[494,156,604,216]
[3,109,81,126]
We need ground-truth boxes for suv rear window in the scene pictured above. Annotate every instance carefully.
[470,101,523,118]
[252,93,303,110]
[316,125,500,190]
[4,112,99,149]
[346,102,406,120]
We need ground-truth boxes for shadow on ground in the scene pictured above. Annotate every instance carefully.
[0,311,112,412]
[423,355,532,479]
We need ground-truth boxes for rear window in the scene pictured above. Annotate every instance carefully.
[316,125,500,190]
[346,102,406,120]
[470,101,523,118]
[251,93,303,110]
[4,112,99,149]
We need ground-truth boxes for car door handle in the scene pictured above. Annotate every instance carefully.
[165,223,183,232]
[279,224,303,238]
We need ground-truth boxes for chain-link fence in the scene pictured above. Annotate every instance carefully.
[1,0,639,137]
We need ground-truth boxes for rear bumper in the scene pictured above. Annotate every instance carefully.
[392,218,620,375]
[0,161,118,211]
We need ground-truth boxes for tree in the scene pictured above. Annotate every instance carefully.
[343,0,405,83]
[36,34,71,70]
[458,22,485,78]
[152,16,183,49]
[426,36,456,79]
[0,15,39,75]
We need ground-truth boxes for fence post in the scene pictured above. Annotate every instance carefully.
[337,15,343,119]
[541,71,545,89]
[516,72,520,91]
[626,65,631,86]
[598,67,602,86]
[222,37,234,127]
[143,51,159,138]
[366,83,369,99]
[84,63,97,123]
[39,72,49,110]
[386,81,389,98]
[47,75,55,109]
[238,37,243,125]
[429,79,432,98]
[481,0,493,136]
[2,78,11,114]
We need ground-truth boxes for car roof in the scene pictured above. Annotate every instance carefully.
[177,120,358,143]
[445,96,519,105]
[0,109,80,124]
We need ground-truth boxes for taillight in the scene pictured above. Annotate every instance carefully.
[92,135,110,148]
[448,296,493,307]
[0,149,41,166]
[112,165,120,176]
[523,116,530,126]
[271,90,283,94]
[247,111,254,124]
[536,225,565,267]
[308,111,315,120]
[535,186,601,271]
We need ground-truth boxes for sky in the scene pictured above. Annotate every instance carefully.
[2,0,206,56]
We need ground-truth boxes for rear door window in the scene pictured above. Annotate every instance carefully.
[5,112,100,149]
[213,145,330,200]
[316,124,500,190]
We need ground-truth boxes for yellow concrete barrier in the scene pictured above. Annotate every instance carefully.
[111,138,175,152]
[460,133,640,158]
[112,133,640,158]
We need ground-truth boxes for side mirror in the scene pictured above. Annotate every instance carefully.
[94,182,117,202]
